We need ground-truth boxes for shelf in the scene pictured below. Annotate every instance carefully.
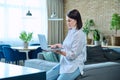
[88,45,120,48]
[48,18,63,21]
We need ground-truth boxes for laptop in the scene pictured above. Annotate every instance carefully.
[38,34,63,51]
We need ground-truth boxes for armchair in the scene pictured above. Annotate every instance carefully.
[28,47,42,59]
[0,44,11,61]
[2,46,26,65]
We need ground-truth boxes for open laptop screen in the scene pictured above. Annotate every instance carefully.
[38,34,48,50]
[38,34,63,51]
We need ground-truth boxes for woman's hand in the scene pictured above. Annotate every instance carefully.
[50,44,62,48]
[50,43,66,56]
[52,50,66,56]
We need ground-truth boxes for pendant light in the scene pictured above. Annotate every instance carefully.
[26,10,32,16]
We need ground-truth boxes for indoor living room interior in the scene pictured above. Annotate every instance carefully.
[0,0,120,80]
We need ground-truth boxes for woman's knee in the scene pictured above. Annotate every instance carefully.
[57,68,80,80]
[46,64,60,80]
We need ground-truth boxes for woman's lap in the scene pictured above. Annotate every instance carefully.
[46,64,80,80]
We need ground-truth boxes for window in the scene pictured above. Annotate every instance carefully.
[0,0,48,46]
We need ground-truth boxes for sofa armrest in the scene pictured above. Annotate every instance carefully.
[37,52,45,60]
[24,59,58,71]
[84,61,120,71]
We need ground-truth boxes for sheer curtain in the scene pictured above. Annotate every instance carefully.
[0,0,48,46]
[47,0,63,45]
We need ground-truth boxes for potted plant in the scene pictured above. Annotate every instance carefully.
[110,13,120,35]
[110,13,120,46]
[19,31,33,48]
[92,29,101,45]
[83,19,95,44]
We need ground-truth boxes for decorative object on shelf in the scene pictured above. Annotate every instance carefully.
[48,11,63,20]
[110,13,120,46]
[93,29,101,46]
[102,36,108,46]
[26,10,32,16]
[83,19,95,44]
[19,31,33,48]
[50,11,57,18]
[111,35,120,46]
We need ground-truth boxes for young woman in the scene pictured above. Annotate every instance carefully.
[47,9,87,80]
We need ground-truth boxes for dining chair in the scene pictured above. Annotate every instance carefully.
[29,43,40,46]
[0,44,11,61]
[28,47,42,59]
[2,46,26,65]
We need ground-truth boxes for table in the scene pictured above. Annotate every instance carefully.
[12,46,40,59]
[0,62,46,80]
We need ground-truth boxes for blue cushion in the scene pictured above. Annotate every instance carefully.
[41,52,58,62]
[86,46,108,64]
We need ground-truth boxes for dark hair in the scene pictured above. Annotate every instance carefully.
[67,9,83,30]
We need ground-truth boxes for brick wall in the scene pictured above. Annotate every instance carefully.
[63,0,120,43]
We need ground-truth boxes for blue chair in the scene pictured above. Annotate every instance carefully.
[0,44,11,61]
[28,47,42,59]
[29,43,40,46]
[2,46,26,65]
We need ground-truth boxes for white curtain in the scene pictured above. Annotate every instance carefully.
[0,0,48,46]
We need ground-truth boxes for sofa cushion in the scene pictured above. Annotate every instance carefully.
[41,52,59,62]
[25,59,58,71]
[86,46,108,64]
[75,61,120,80]
[104,48,120,61]
[76,64,120,80]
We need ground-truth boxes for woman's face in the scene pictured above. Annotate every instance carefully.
[66,16,77,29]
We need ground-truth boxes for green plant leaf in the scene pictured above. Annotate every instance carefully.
[110,13,120,35]
[19,31,33,43]
[93,29,100,41]
[83,19,95,36]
